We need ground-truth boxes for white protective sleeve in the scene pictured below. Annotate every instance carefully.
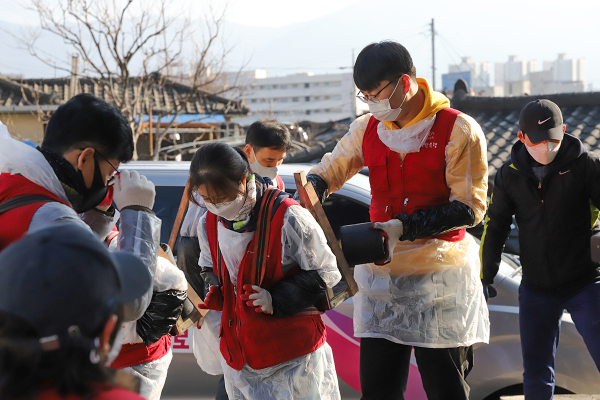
[117,209,161,322]
[280,205,341,288]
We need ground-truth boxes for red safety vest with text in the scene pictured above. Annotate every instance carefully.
[206,188,326,371]
[363,107,465,242]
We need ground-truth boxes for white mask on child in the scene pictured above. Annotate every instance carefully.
[205,193,247,221]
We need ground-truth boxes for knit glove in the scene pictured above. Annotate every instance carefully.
[113,170,155,210]
[372,219,403,265]
[198,285,223,311]
[240,285,273,314]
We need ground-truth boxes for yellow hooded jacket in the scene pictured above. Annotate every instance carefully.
[309,78,489,275]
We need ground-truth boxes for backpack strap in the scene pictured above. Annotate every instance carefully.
[0,195,58,216]
[250,187,280,286]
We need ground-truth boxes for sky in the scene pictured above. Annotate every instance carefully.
[0,0,599,90]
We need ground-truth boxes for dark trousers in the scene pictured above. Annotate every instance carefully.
[359,337,473,400]
[519,281,600,400]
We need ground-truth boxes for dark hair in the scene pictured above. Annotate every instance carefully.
[0,311,114,399]
[245,119,291,152]
[188,142,251,206]
[353,41,417,92]
[42,93,134,162]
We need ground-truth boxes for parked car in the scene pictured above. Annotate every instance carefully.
[122,161,600,400]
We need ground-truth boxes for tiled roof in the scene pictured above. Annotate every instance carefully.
[452,91,600,176]
[0,75,249,116]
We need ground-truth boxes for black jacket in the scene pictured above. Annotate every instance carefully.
[481,134,600,293]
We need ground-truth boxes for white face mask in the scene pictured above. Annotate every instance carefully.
[105,325,124,366]
[205,192,247,221]
[526,141,561,165]
[366,78,407,122]
[377,115,437,153]
[250,159,278,180]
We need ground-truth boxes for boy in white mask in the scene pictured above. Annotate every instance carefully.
[481,99,600,399]
[305,40,489,400]
[243,119,290,191]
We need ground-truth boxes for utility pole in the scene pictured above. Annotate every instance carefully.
[431,19,435,91]
[70,55,79,99]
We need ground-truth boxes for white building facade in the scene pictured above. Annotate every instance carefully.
[494,54,586,96]
[224,71,364,125]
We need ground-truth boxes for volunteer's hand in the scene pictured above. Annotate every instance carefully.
[113,170,155,210]
[198,285,223,311]
[372,219,403,265]
[241,285,273,314]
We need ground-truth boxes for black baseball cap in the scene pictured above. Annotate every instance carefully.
[519,99,565,144]
[0,224,151,349]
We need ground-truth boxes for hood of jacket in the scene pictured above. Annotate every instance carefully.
[0,125,70,204]
[510,133,586,179]
[383,78,449,129]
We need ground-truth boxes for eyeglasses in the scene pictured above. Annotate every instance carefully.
[356,76,403,104]
[95,150,119,186]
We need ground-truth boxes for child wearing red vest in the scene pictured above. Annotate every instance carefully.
[189,142,341,399]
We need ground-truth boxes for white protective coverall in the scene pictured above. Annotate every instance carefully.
[0,124,161,322]
[309,78,490,348]
[197,203,342,400]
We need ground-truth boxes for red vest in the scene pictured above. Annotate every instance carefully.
[206,188,326,371]
[0,173,70,250]
[363,108,465,242]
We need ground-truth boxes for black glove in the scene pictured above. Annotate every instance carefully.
[199,266,221,300]
[396,200,475,242]
[269,269,327,318]
[482,284,497,302]
[136,289,186,346]
[293,174,329,204]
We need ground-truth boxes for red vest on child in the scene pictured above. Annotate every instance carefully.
[363,108,465,241]
[206,188,326,371]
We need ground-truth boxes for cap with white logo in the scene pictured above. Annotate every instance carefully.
[519,99,565,144]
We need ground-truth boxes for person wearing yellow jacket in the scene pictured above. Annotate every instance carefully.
[306,41,490,400]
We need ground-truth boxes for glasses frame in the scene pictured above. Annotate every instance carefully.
[356,75,403,104]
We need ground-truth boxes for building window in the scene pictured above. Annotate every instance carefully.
[305,96,310,101]
[292,84,298,88]
[292,97,299,102]
[280,98,288,103]
[306,110,311,115]
[273,85,279,89]
[281,85,287,89]
[251,99,257,103]
[305,83,309,88]
[324,108,331,112]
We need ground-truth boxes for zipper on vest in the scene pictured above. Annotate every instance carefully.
[229,319,233,327]
[404,198,409,206]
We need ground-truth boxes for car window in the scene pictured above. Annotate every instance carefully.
[322,195,371,239]
[284,188,371,239]
[153,186,185,246]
